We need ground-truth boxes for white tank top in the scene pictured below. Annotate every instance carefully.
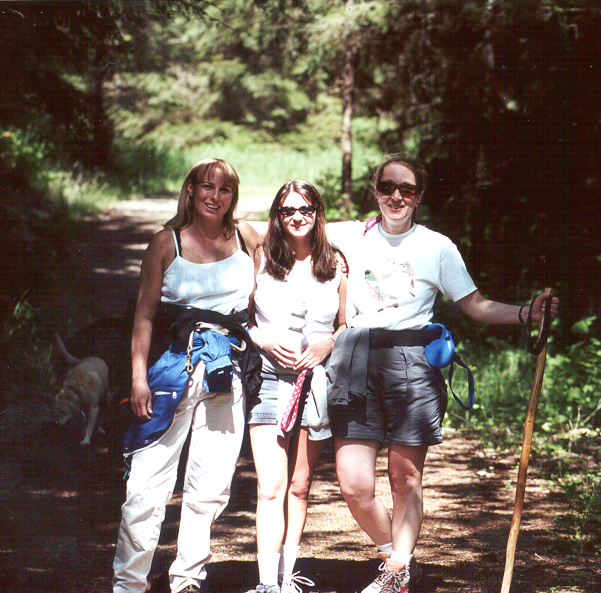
[161,228,254,314]
[254,256,341,345]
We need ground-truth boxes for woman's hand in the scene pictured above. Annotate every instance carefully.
[263,340,298,368]
[130,379,153,421]
[457,289,559,325]
[249,326,297,368]
[294,339,334,371]
[528,292,559,323]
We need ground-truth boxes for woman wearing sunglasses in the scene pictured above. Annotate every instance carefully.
[326,155,558,593]
[245,180,347,593]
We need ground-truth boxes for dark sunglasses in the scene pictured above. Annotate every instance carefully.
[376,181,418,199]
[278,205,317,217]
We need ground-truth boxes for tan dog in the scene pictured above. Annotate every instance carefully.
[54,333,110,445]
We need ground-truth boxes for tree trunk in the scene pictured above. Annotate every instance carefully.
[341,49,354,217]
[90,39,112,169]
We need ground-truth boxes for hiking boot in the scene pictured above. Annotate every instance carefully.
[361,559,421,593]
[280,572,315,593]
[245,584,281,593]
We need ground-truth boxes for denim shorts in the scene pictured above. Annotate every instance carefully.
[247,354,308,426]
[329,345,448,447]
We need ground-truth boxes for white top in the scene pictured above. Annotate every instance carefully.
[161,229,255,314]
[254,256,342,345]
[327,221,476,330]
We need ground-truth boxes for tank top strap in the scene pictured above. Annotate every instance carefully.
[170,228,182,258]
[236,226,249,256]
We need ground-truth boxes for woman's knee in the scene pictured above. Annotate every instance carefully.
[335,441,378,505]
[337,472,376,506]
[288,474,312,502]
[256,476,288,503]
[387,445,426,497]
[388,464,423,497]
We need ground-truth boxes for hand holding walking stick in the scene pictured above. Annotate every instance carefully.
[501,288,554,593]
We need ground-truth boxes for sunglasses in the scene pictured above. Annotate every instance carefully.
[278,205,317,217]
[376,181,418,199]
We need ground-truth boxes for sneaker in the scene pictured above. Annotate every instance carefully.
[246,584,281,593]
[361,559,421,593]
[280,572,315,593]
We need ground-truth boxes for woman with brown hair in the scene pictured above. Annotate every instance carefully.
[245,180,347,593]
[326,154,558,593]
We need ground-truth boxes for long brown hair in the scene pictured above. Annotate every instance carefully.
[165,158,240,236]
[263,180,337,282]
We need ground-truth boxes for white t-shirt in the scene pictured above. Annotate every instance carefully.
[254,256,342,345]
[327,221,476,330]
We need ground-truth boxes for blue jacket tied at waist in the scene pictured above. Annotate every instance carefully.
[123,329,238,455]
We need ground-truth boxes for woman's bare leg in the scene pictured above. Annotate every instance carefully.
[335,438,392,546]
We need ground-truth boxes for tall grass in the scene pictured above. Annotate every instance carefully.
[170,140,381,199]
[46,138,380,216]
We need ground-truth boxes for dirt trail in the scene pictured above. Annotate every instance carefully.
[1,196,598,593]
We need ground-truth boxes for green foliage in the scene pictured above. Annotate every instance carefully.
[541,318,601,436]
[552,465,601,556]
[444,320,601,557]
[0,127,56,188]
[0,294,56,388]
[445,323,601,442]
[185,138,346,198]
[442,338,532,449]
[110,141,190,194]
[4,0,601,331]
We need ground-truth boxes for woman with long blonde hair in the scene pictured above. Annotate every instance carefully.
[113,158,262,593]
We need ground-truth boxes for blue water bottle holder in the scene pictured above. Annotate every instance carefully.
[424,323,475,410]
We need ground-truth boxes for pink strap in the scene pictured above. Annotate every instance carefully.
[279,370,308,433]
[363,215,381,235]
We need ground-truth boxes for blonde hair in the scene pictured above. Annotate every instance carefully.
[165,158,240,235]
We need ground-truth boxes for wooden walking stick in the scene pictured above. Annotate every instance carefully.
[501,289,553,593]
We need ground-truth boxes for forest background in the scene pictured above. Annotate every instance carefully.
[0,0,600,570]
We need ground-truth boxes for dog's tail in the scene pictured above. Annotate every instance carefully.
[54,333,83,366]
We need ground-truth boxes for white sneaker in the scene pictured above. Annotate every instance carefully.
[361,560,420,593]
[245,584,281,593]
[280,572,315,593]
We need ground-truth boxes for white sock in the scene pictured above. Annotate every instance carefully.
[377,542,393,555]
[278,544,300,581]
[390,551,413,569]
[258,552,281,586]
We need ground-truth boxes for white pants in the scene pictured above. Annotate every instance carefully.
[113,362,246,593]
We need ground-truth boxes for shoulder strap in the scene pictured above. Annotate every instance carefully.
[170,228,182,258]
[236,227,249,256]
[363,214,382,235]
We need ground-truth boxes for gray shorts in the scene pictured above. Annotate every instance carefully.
[330,345,448,447]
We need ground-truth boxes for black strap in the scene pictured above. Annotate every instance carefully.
[369,327,442,349]
[448,354,476,410]
[175,227,248,258]
[526,294,552,356]
[174,228,183,257]
[237,227,249,256]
